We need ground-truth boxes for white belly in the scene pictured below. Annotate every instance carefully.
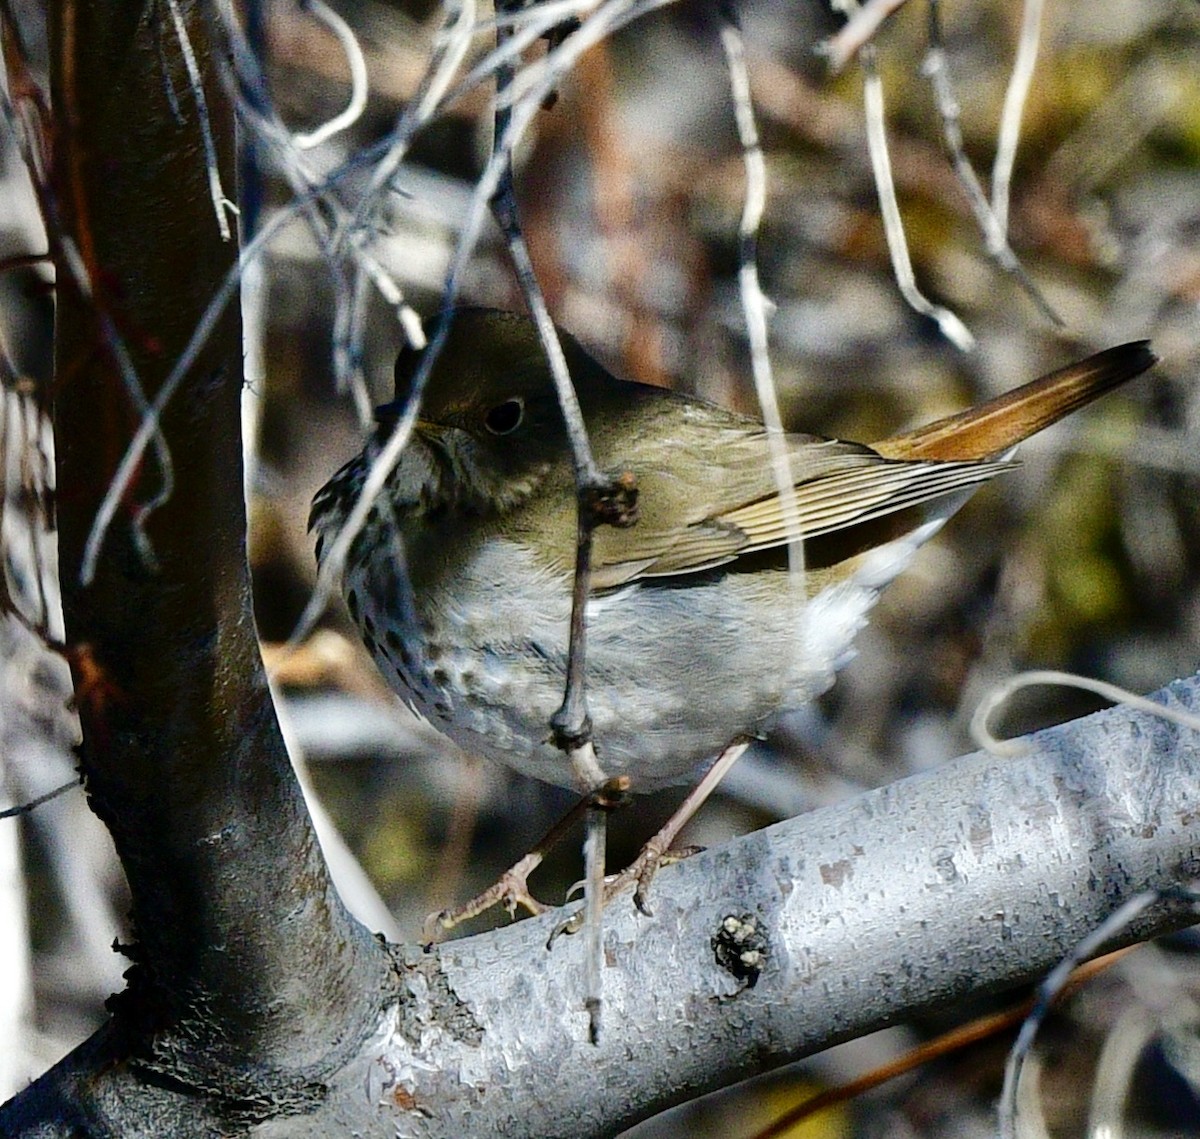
[345,514,947,792]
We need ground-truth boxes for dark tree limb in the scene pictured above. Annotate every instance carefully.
[0,3,390,1133]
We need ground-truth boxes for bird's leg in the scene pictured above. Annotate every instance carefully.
[421,776,631,946]
[627,737,751,912]
[549,738,752,941]
[422,848,549,946]
[422,791,586,945]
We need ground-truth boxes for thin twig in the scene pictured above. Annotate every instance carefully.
[550,739,752,940]
[291,0,369,150]
[860,40,974,350]
[818,0,911,74]
[719,8,806,645]
[293,0,657,649]
[0,780,79,821]
[11,388,53,628]
[486,5,637,1043]
[490,152,605,487]
[445,0,593,109]
[151,3,186,126]
[490,158,631,750]
[999,888,1200,1139]
[326,0,476,420]
[163,0,238,240]
[923,1,1061,327]
[0,39,177,585]
[72,0,674,631]
[991,0,1044,236]
[80,0,433,583]
[750,949,1131,1139]
[217,0,407,422]
[972,669,1200,758]
[485,0,688,115]
[62,229,172,583]
[342,0,478,239]
[582,802,606,1044]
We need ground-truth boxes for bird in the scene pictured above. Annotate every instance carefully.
[310,308,1155,798]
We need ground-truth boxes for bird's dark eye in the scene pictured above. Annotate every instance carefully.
[484,397,525,435]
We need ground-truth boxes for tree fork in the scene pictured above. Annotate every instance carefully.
[2,2,389,1131]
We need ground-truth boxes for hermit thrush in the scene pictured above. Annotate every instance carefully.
[311,308,1154,793]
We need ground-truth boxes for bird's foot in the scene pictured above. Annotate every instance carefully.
[546,840,707,945]
[423,849,549,946]
[547,737,752,945]
[422,779,622,945]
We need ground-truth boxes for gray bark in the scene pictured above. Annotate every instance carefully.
[381,674,1200,1137]
[7,674,1198,1136]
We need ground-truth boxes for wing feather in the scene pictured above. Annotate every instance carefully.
[717,458,1014,549]
[571,390,1017,588]
[591,453,1013,585]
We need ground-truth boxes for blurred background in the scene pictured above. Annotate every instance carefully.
[3,0,1200,1133]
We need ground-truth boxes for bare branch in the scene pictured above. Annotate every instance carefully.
[290,0,369,150]
[0,780,77,820]
[720,11,807,615]
[819,0,910,74]
[7,671,1199,1135]
[1000,888,1198,1138]
[923,2,1061,326]
[991,0,1044,234]
[162,0,237,240]
[861,42,975,350]
[973,668,1200,756]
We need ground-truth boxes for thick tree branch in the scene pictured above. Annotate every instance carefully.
[6,632,1198,1135]
[366,673,1200,1137]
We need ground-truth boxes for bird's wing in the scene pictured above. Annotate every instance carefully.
[586,417,1012,589]
[708,455,1012,556]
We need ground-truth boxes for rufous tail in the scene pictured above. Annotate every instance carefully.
[872,342,1157,462]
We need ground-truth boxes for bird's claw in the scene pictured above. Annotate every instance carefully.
[546,841,707,943]
[422,852,548,947]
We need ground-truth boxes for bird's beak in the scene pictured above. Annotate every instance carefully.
[372,401,444,443]
[413,419,458,468]
[414,419,449,444]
